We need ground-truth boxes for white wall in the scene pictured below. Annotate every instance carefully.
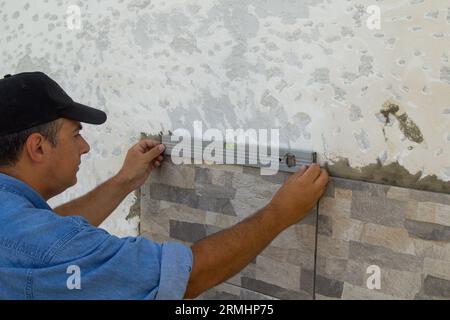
[1,0,449,236]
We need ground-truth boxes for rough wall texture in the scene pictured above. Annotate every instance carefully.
[0,0,449,235]
[140,162,450,299]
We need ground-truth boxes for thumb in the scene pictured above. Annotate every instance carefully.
[142,144,165,162]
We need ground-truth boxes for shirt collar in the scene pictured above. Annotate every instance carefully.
[0,172,52,210]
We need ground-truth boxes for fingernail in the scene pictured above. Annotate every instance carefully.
[158,144,165,151]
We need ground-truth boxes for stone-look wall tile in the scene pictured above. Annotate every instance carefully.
[169,220,207,243]
[333,178,391,196]
[316,258,365,288]
[334,188,352,200]
[150,161,195,189]
[340,283,400,300]
[319,197,351,218]
[142,164,450,300]
[349,241,423,273]
[150,183,198,208]
[317,235,350,260]
[407,202,450,227]
[254,255,301,292]
[196,283,241,300]
[270,223,316,251]
[423,258,450,281]
[300,269,314,294]
[315,275,344,298]
[141,163,315,300]
[318,215,332,236]
[412,239,450,262]
[405,219,450,242]
[260,246,315,270]
[230,170,281,218]
[387,186,411,201]
[360,223,415,255]
[423,275,450,299]
[140,214,169,237]
[242,277,311,300]
[323,179,335,198]
[351,191,406,227]
[409,190,450,206]
[330,217,364,242]
[380,268,422,299]
[159,201,206,225]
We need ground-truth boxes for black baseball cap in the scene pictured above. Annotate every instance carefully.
[0,71,107,136]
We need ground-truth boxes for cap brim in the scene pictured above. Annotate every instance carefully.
[60,102,107,125]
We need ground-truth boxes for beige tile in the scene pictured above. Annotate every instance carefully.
[160,201,207,224]
[380,268,422,299]
[335,188,352,200]
[319,197,351,218]
[150,161,195,189]
[424,258,450,281]
[387,187,410,201]
[361,223,415,255]
[412,238,450,262]
[255,255,301,292]
[317,235,350,259]
[332,217,364,242]
[341,283,400,300]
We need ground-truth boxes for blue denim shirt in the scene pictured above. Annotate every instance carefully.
[0,173,193,300]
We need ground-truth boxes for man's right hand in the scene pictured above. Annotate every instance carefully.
[268,164,329,228]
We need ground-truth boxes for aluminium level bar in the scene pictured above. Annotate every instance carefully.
[160,134,317,173]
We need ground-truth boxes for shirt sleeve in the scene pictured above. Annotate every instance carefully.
[31,218,193,300]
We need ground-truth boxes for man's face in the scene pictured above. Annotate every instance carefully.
[46,119,90,193]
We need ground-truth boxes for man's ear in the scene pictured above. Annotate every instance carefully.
[25,133,48,163]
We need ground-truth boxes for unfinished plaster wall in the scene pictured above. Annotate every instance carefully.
[1,0,449,235]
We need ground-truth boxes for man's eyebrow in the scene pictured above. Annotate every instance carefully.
[74,123,83,132]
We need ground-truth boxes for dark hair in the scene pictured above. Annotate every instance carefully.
[0,120,63,167]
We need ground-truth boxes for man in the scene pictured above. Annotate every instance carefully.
[0,72,329,299]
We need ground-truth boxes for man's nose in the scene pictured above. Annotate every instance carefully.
[81,137,90,155]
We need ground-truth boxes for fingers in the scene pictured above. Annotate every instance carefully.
[301,164,322,182]
[138,139,160,152]
[294,165,308,177]
[143,143,165,162]
[314,169,329,189]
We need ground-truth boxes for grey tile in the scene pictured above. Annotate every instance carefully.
[333,178,390,197]
[239,288,278,300]
[351,191,406,227]
[205,224,222,236]
[318,215,332,236]
[195,184,236,198]
[150,183,199,208]
[300,269,314,294]
[405,219,450,242]
[169,220,206,243]
[197,197,237,216]
[315,274,344,298]
[198,289,240,300]
[349,241,422,272]
[195,166,212,185]
[409,189,450,206]
[324,179,335,198]
[241,277,311,300]
[423,275,450,298]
